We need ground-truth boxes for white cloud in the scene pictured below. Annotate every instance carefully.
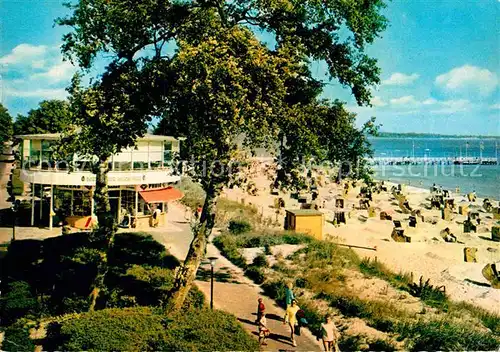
[435,65,499,96]
[489,103,500,110]
[390,95,420,105]
[430,99,472,114]
[32,61,76,83]
[423,98,438,105]
[382,73,420,86]
[371,96,387,107]
[4,86,68,100]
[0,44,48,67]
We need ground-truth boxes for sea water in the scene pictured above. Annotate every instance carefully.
[369,137,500,199]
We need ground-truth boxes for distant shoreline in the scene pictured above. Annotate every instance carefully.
[374,132,500,139]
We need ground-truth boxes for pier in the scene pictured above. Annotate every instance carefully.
[369,157,498,166]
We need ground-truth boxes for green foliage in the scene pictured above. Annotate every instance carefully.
[212,234,247,269]
[0,281,38,325]
[154,309,259,351]
[13,100,71,135]
[46,307,257,351]
[449,301,500,336]
[228,219,252,235]
[0,103,13,148]
[237,231,314,248]
[359,257,412,288]
[109,232,178,270]
[396,319,500,351]
[177,177,206,211]
[252,253,269,268]
[360,258,449,310]
[244,265,266,284]
[46,307,165,351]
[264,243,272,255]
[58,0,388,309]
[261,279,288,307]
[369,338,397,351]
[216,199,260,228]
[408,276,447,309]
[2,319,36,352]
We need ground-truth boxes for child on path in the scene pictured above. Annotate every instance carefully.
[256,298,266,323]
[321,315,340,352]
[258,314,270,346]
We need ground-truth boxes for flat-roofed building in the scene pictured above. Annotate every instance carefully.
[15,133,184,230]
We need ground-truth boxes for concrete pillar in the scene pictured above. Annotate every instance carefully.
[118,189,122,222]
[90,187,95,217]
[31,183,35,226]
[135,189,139,216]
[49,185,53,230]
[39,185,43,220]
[70,189,74,215]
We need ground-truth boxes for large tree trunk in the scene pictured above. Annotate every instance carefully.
[88,156,116,310]
[167,181,220,311]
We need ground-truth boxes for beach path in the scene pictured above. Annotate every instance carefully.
[148,202,323,352]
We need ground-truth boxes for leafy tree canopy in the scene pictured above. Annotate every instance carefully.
[13,100,72,135]
[58,0,388,309]
[0,104,13,149]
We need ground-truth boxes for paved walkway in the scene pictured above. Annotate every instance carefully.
[150,203,323,351]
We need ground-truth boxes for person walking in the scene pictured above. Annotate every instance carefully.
[321,315,340,352]
[258,314,270,346]
[283,299,300,347]
[285,282,295,308]
[256,297,266,323]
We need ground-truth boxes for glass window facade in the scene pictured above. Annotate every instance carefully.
[163,141,173,166]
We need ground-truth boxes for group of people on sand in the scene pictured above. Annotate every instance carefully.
[255,282,340,351]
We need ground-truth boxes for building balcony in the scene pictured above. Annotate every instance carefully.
[19,168,181,186]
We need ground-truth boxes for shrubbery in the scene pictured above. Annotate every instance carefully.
[154,309,259,351]
[396,319,500,351]
[2,319,36,352]
[45,307,258,351]
[0,281,38,325]
[45,307,165,351]
[228,219,252,235]
[252,253,268,267]
[212,234,247,268]
[244,265,266,284]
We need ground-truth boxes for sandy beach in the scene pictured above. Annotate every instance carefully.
[222,159,500,313]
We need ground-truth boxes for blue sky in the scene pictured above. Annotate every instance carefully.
[1,0,499,135]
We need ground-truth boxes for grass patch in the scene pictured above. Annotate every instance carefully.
[448,301,500,336]
[395,319,500,351]
[359,257,448,309]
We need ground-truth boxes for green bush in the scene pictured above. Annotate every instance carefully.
[212,234,247,268]
[153,309,258,351]
[369,338,397,351]
[45,307,165,351]
[0,281,38,325]
[2,319,36,352]
[261,279,287,307]
[177,177,205,211]
[228,219,252,235]
[238,231,313,248]
[245,265,266,284]
[109,232,170,270]
[45,307,257,351]
[252,253,269,267]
